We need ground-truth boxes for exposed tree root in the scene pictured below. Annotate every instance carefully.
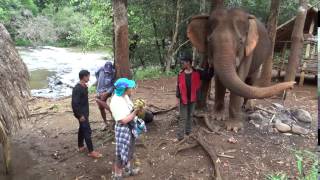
[192,130,222,180]
[152,105,177,115]
[174,143,199,155]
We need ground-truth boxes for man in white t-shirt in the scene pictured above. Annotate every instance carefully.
[110,78,141,180]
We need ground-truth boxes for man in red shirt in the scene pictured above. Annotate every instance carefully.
[176,52,214,141]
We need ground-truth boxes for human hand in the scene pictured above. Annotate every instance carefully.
[176,98,180,106]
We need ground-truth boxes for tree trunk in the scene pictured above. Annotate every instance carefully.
[113,0,131,79]
[284,0,308,82]
[260,0,281,86]
[165,0,181,73]
[151,17,164,67]
[211,0,224,10]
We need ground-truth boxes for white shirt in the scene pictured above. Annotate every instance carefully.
[110,94,133,122]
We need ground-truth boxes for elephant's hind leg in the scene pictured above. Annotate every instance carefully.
[212,76,226,121]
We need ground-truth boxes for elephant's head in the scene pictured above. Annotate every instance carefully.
[187,8,295,99]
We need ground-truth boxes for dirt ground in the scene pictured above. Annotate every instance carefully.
[0,77,317,180]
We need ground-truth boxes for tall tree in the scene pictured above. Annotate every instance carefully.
[165,0,182,72]
[113,0,131,78]
[211,0,224,10]
[284,0,308,82]
[260,0,281,86]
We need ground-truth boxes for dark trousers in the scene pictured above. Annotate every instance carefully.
[78,117,94,152]
[177,102,195,140]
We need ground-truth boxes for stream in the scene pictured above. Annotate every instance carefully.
[18,46,112,98]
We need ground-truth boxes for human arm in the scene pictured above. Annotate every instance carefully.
[176,76,181,105]
[71,86,84,120]
[199,66,214,81]
[119,109,139,125]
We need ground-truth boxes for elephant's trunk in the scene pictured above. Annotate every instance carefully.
[213,43,294,99]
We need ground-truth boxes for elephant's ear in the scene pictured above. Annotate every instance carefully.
[245,15,259,56]
[187,15,209,53]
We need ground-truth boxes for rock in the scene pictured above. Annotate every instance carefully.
[274,122,291,132]
[272,103,284,110]
[290,109,312,123]
[248,112,265,121]
[55,80,63,85]
[291,124,309,135]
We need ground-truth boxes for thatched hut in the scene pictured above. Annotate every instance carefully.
[0,23,30,173]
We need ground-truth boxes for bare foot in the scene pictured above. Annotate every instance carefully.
[225,119,243,132]
[212,109,225,121]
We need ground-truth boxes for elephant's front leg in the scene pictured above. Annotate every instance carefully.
[213,76,226,121]
[226,93,244,132]
[225,55,253,132]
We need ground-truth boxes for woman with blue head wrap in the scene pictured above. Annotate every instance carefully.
[109,78,140,179]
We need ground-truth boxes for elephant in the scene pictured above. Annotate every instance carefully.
[187,8,295,132]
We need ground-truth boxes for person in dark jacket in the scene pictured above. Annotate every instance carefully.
[95,62,115,130]
[176,52,214,141]
[72,70,102,158]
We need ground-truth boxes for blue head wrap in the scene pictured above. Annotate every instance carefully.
[114,78,136,96]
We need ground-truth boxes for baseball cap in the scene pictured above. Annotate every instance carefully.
[103,61,114,73]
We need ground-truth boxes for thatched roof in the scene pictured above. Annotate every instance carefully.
[274,4,318,52]
[0,23,30,135]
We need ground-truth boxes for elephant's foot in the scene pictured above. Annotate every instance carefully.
[225,119,243,132]
[212,109,226,121]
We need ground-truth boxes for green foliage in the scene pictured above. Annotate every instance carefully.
[51,6,89,46]
[88,86,96,94]
[75,0,113,49]
[15,38,32,46]
[133,66,177,80]
[265,150,318,180]
[266,172,288,180]
[21,0,38,14]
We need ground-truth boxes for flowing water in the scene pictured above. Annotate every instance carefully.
[18,46,112,98]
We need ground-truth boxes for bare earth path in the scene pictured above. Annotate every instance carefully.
[0,77,317,180]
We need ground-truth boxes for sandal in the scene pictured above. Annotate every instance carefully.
[88,151,103,158]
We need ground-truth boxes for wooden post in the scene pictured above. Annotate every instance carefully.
[278,43,288,79]
[284,0,308,82]
[298,16,315,86]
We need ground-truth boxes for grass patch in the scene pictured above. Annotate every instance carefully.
[133,66,179,80]
[265,150,318,180]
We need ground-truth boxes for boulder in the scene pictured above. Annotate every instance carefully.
[291,124,309,135]
[290,109,312,123]
[274,122,291,132]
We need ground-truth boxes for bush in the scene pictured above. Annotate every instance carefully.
[133,66,177,80]
[16,15,57,44]
[52,7,89,46]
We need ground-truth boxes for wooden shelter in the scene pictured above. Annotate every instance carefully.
[273,4,318,85]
